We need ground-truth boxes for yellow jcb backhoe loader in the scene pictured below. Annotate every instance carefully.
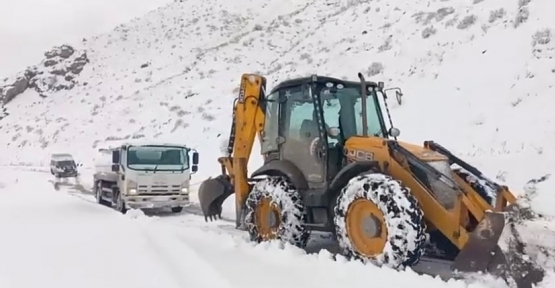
[198,73,549,288]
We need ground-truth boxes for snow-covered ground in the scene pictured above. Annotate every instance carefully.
[1,168,522,288]
[2,0,555,287]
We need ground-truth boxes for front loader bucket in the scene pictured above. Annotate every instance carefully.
[198,175,234,221]
[452,204,546,288]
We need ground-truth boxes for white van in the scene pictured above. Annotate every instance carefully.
[49,153,80,178]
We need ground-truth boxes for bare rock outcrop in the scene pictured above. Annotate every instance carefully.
[0,44,89,107]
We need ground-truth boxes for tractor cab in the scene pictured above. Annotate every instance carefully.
[261,74,401,183]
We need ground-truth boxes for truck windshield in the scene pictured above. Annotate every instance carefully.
[57,160,76,168]
[127,146,189,171]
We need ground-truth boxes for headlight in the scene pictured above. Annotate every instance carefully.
[127,180,138,195]
[181,181,190,194]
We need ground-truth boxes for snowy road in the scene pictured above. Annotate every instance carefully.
[0,167,527,288]
[0,168,232,288]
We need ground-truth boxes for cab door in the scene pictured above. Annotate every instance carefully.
[279,84,328,188]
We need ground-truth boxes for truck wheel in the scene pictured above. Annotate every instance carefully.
[95,181,111,206]
[334,173,426,268]
[244,176,310,248]
[115,191,127,214]
[171,206,183,213]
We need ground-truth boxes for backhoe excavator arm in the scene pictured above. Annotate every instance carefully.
[198,74,267,226]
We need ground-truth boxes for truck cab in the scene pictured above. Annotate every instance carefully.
[93,142,199,213]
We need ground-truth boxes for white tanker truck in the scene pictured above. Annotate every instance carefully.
[93,141,199,214]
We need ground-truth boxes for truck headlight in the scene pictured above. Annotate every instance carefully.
[127,180,138,195]
[181,187,189,194]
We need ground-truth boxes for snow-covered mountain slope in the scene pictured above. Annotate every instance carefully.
[2,0,554,215]
[0,0,172,76]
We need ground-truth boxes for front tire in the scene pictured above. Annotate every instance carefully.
[244,176,310,248]
[334,173,426,268]
[95,181,111,206]
[171,206,183,213]
[115,190,127,214]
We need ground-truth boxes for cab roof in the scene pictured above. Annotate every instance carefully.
[269,75,378,95]
[97,139,190,151]
[51,153,75,161]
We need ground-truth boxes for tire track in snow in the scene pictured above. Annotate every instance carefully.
[132,217,235,288]
[9,168,232,288]
[30,170,235,287]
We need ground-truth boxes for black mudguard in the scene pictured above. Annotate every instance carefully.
[329,160,382,192]
[251,159,308,190]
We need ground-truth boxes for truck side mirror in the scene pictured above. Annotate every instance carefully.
[111,164,120,172]
[112,150,120,164]
[395,90,403,105]
[192,165,198,173]
[192,152,199,165]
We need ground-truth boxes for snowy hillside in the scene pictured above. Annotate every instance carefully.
[0,0,172,76]
[2,0,554,214]
[1,0,555,287]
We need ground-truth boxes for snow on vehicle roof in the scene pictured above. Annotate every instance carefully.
[50,153,75,161]
[97,139,190,152]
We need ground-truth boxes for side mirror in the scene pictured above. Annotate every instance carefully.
[77,163,83,167]
[389,127,401,138]
[192,151,199,165]
[112,150,120,164]
[383,87,403,105]
[192,165,198,173]
[395,90,403,105]
[111,164,120,172]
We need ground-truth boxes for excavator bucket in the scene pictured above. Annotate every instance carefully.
[452,204,546,288]
[198,175,233,221]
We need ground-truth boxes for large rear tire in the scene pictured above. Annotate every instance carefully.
[244,176,310,248]
[334,173,426,268]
